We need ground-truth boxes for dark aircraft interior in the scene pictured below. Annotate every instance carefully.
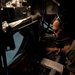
[0,0,75,75]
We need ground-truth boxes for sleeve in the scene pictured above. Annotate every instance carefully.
[66,40,75,73]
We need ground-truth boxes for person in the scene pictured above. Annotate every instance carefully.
[46,15,72,54]
[45,14,75,75]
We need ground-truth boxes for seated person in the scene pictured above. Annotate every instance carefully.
[46,16,72,54]
[46,15,75,75]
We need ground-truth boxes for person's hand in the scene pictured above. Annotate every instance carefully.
[46,47,58,54]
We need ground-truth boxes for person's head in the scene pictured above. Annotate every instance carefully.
[52,17,64,38]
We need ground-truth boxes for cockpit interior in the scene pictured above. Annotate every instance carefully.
[0,0,75,75]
